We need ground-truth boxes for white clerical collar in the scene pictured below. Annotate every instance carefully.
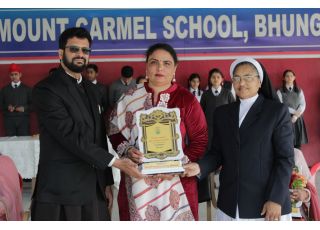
[92,79,97,84]
[211,86,222,95]
[239,94,259,127]
[239,94,259,105]
[66,71,82,84]
[11,81,21,88]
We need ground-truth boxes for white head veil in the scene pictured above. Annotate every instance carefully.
[230,57,264,83]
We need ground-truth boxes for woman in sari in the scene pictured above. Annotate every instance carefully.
[108,43,208,221]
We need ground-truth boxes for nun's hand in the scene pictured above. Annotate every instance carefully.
[182,162,200,177]
[261,201,281,221]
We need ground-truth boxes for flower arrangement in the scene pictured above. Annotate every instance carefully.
[289,166,307,218]
[290,166,307,189]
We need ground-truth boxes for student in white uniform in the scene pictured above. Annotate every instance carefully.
[188,73,203,102]
[276,70,308,149]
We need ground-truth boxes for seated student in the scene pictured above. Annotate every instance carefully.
[0,154,23,221]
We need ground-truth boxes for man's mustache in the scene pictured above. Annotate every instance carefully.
[72,57,86,61]
[72,57,87,64]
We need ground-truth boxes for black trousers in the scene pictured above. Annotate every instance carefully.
[4,116,30,136]
[31,186,110,221]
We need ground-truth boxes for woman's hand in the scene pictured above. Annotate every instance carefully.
[294,111,302,117]
[127,147,143,164]
[290,188,309,202]
[291,115,298,123]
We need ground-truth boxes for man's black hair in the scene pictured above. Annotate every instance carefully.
[121,66,134,78]
[86,64,98,73]
[59,27,92,49]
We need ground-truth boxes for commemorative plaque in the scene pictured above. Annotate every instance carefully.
[136,107,185,175]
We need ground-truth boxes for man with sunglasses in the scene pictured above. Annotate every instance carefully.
[31,27,143,221]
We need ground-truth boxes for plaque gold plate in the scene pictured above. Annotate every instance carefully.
[136,107,185,175]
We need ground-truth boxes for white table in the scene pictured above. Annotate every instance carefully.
[0,135,120,189]
[0,136,39,179]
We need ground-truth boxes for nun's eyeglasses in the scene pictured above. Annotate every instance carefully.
[232,75,258,83]
[65,46,92,55]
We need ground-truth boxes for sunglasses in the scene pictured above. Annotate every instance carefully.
[65,45,92,55]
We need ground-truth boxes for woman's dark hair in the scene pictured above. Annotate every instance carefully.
[208,68,224,88]
[282,69,300,93]
[59,27,92,49]
[145,43,178,65]
[188,73,202,96]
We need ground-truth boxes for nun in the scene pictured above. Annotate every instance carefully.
[183,57,294,221]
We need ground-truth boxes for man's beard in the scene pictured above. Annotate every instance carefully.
[62,53,87,73]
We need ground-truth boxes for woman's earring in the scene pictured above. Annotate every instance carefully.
[145,75,149,80]
[172,74,176,82]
